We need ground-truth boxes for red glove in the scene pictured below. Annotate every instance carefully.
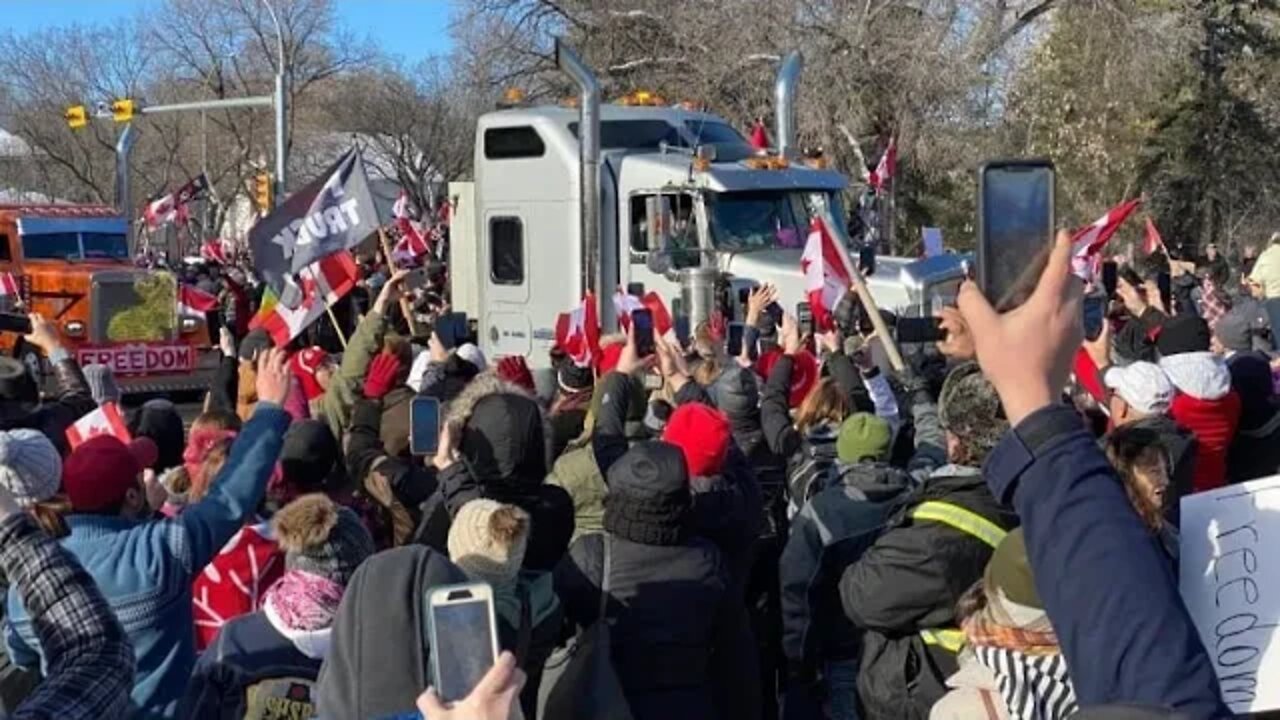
[496,355,536,393]
[363,352,403,400]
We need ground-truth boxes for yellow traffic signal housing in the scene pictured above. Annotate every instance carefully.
[64,105,88,130]
[110,99,136,123]
[254,172,273,215]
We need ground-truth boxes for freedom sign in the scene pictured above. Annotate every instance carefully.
[249,147,379,291]
[77,344,194,376]
[1180,475,1280,714]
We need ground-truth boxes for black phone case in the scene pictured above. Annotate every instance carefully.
[975,158,1056,300]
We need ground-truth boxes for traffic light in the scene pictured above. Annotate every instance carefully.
[64,105,87,130]
[253,172,273,215]
[110,98,136,123]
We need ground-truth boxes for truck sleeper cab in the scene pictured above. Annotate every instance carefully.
[450,104,965,391]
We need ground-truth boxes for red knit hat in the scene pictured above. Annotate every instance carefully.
[662,403,732,478]
[754,348,819,407]
[63,434,158,513]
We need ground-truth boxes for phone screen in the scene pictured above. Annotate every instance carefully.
[1083,295,1107,341]
[632,308,655,357]
[859,246,876,276]
[1101,261,1118,299]
[410,397,441,455]
[765,302,784,328]
[727,322,745,357]
[627,282,646,298]
[979,162,1055,304]
[429,588,497,703]
[797,302,814,336]
[436,312,467,350]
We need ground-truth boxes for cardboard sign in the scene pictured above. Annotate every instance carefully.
[1180,475,1280,714]
[922,227,944,258]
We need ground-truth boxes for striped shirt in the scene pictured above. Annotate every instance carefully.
[972,645,1078,720]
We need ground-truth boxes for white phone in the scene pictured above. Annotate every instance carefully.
[426,582,500,703]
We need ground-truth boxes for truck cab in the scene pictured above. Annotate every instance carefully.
[0,204,215,393]
[449,55,966,385]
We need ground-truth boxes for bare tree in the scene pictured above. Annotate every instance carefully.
[322,58,478,215]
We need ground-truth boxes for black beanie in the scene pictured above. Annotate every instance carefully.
[602,442,691,546]
[557,362,594,394]
[1155,315,1210,357]
[280,419,340,490]
[0,358,37,407]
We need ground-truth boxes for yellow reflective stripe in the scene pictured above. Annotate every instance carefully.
[910,501,1008,549]
[920,628,966,653]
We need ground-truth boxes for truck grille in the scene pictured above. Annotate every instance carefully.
[91,271,178,343]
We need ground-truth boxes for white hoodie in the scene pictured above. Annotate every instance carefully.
[1158,351,1231,401]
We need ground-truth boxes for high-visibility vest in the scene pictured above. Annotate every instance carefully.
[910,500,1009,653]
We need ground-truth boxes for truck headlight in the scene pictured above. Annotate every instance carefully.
[63,320,85,337]
[180,316,200,333]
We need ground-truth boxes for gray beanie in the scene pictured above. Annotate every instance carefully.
[938,362,1009,464]
[0,429,62,506]
[82,363,122,406]
[272,494,376,585]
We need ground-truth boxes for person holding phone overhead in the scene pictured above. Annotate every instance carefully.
[416,372,574,574]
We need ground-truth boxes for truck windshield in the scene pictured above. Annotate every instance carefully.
[22,232,129,261]
[706,190,847,251]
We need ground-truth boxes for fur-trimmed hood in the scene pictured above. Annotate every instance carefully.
[445,371,552,486]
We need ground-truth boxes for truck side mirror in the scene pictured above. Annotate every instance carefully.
[645,196,673,253]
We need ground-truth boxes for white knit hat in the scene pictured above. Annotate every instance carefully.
[0,429,62,506]
[447,499,529,587]
[455,343,488,372]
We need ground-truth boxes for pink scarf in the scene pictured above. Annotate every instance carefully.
[263,570,345,632]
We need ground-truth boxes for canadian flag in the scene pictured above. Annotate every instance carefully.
[800,217,853,331]
[200,239,231,265]
[614,290,674,340]
[1143,217,1166,256]
[1071,198,1142,281]
[867,137,897,194]
[0,273,20,298]
[391,191,430,265]
[144,173,209,230]
[66,402,131,449]
[252,251,359,346]
[177,284,219,318]
[555,293,601,368]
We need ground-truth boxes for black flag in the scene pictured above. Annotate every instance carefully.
[250,148,378,291]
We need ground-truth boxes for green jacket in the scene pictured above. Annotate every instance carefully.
[546,440,606,543]
[319,310,388,443]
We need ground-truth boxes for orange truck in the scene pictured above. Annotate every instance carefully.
[0,204,216,393]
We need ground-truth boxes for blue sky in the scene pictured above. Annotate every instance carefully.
[2,0,455,62]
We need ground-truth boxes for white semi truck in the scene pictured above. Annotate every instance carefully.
[449,42,965,388]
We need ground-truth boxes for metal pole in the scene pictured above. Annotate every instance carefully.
[261,0,288,207]
[555,41,604,326]
[139,96,272,114]
[115,124,138,246]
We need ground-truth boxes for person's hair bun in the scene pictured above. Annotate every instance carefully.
[273,493,339,552]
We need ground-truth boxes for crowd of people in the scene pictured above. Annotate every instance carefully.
[0,227,1275,720]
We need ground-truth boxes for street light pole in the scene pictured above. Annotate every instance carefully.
[261,0,288,207]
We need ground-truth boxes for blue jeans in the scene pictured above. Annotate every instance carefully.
[825,658,861,720]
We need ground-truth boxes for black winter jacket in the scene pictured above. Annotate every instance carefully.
[0,356,96,457]
[839,468,1019,720]
[760,355,842,518]
[553,532,739,720]
[346,397,439,546]
[414,374,575,571]
[780,463,912,666]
